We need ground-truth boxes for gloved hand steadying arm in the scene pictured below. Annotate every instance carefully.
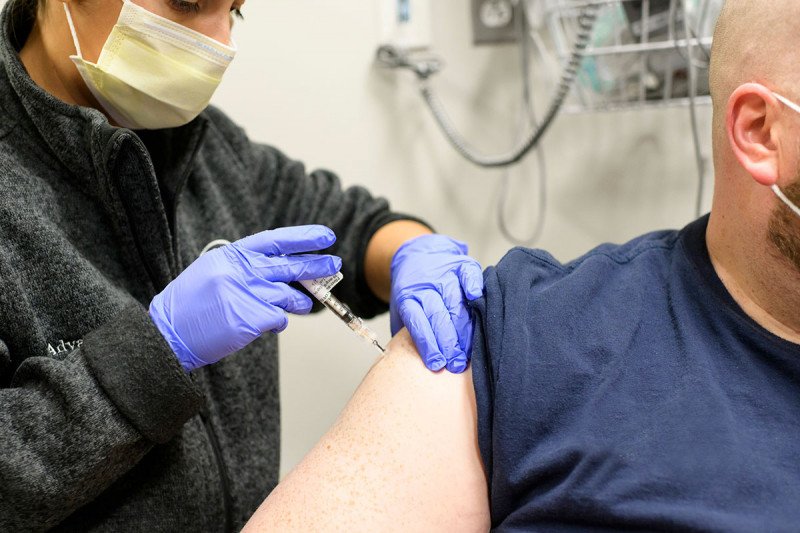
[149,225,341,372]
[390,234,484,374]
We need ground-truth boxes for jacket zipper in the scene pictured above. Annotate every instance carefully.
[168,123,233,531]
[200,410,234,533]
[104,128,233,529]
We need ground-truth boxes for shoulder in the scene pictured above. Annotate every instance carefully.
[199,105,288,172]
[201,105,248,146]
[470,229,687,474]
[488,229,681,304]
[475,229,683,375]
[203,106,285,164]
[197,105,252,170]
[495,228,681,274]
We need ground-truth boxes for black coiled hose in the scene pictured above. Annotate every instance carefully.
[417,4,600,168]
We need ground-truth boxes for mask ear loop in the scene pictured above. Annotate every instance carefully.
[773,92,800,115]
[772,185,800,219]
[769,92,800,218]
[63,3,83,59]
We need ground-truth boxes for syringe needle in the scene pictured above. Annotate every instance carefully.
[374,340,385,353]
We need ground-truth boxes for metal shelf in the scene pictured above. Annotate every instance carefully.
[531,0,721,112]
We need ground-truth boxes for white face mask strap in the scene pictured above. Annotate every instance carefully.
[773,92,800,116]
[772,184,800,219]
[63,3,83,58]
[765,93,800,219]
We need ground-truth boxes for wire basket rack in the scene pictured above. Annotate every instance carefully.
[527,0,723,112]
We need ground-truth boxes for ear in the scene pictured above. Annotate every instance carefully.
[727,83,782,187]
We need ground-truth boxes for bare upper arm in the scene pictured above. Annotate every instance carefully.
[242,329,490,532]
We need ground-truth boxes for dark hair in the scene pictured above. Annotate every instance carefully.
[9,0,40,50]
[10,0,40,18]
[12,0,39,12]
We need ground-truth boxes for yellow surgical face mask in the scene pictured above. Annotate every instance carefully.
[64,0,237,130]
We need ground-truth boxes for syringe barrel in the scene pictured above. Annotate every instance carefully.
[346,314,365,332]
[300,273,383,350]
[300,273,354,323]
[322,297,356,324]
[299,273,343,301]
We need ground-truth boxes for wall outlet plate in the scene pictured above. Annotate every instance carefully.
[378,0,432,50]
[472,0,521,45]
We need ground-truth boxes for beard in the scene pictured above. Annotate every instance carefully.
[768,180,800,273]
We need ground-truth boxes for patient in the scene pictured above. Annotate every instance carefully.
[246,1,800,530]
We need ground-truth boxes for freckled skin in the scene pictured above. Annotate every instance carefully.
[242,330,490,532]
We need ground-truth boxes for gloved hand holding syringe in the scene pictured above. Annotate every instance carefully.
[151,226,384,374]
[300,273,386,353]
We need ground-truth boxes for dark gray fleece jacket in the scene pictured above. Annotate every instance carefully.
[0,2,416,531]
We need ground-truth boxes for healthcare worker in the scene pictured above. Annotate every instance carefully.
[0,0,483,530]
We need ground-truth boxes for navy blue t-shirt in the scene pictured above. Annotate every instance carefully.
[471,216,800,532]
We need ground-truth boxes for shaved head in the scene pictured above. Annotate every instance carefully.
[710,0,800,124]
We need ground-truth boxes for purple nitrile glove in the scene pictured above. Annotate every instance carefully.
[390,234,484,374]
[150,225,341,372]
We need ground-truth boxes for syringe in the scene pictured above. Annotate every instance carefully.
[299,273,386,353]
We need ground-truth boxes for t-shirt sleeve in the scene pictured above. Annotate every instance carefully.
[469,267,500,484]
[469,247,567,489]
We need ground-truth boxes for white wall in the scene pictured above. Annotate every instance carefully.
[3,0,712,477]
